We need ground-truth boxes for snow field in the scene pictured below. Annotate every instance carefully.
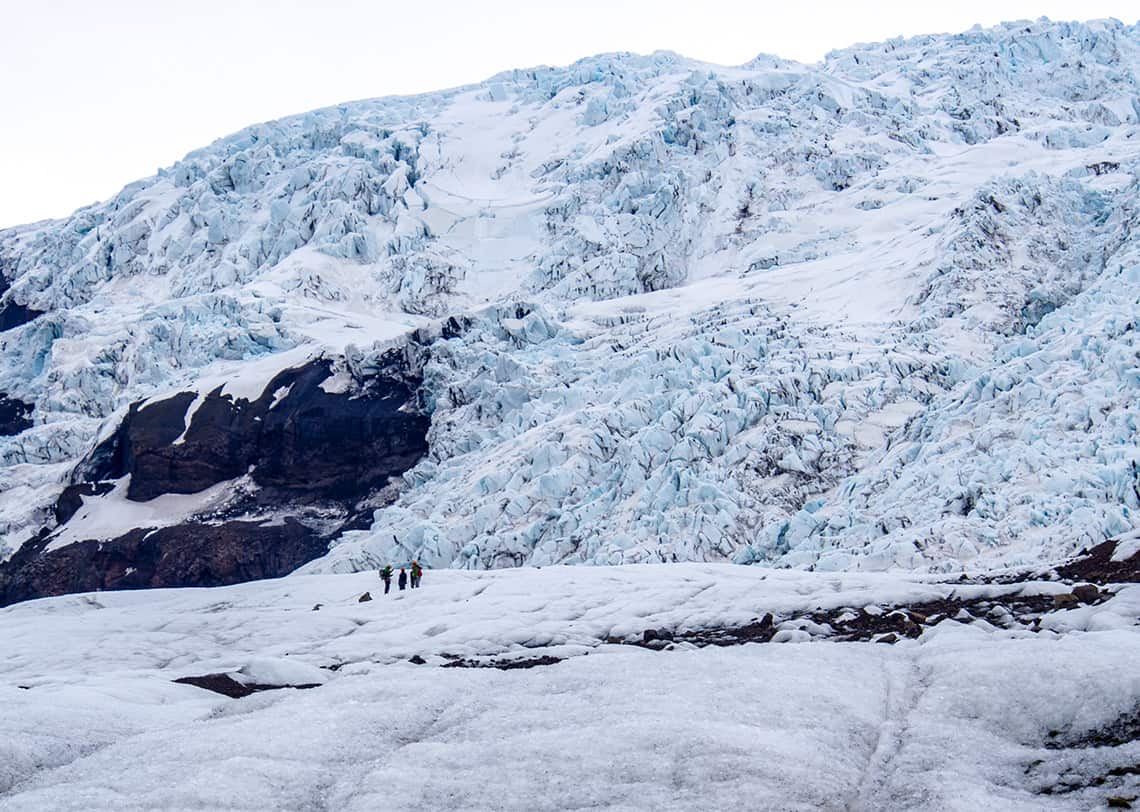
[1,564,1137,810]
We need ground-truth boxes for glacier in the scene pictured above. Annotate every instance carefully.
[1,557,1138,809]
[1,18,1140,586]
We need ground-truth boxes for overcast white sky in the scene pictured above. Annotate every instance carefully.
[2,1,1137,227]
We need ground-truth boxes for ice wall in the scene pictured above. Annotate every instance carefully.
[1,19,1138,571]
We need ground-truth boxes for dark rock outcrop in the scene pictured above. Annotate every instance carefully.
[441,654,566,670]
[0,518,328,606]
[614,588,1064,650]
[174,673,321,699]
[53,481,116,525]
[0,300,46,332]
[0,352,432,607]
[1056,539,1140,584]
[0,272,44,332]
[1052,592,1080,609]
[1072,583,1101,603]
[0,394,33,436]
[78,357,429,503]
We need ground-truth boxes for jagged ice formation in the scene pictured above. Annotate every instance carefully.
[1,18,1140,593]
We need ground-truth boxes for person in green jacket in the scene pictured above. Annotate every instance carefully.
[410,560,423,588]
[379,565,393,594]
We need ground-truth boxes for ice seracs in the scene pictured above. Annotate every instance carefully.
[0,18,1139,590]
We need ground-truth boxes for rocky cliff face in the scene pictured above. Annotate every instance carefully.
[0,519,325,606]
[0,353,430,605]
[77,356,428,503]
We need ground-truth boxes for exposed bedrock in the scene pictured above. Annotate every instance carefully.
[79,356,430,503]
[0,518,327,607]
[0,271,45,332]
[0,300,45,332]
[0,351,431,606]
[0,394,34,436]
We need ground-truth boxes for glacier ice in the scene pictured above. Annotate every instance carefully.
[1,18,1140,575]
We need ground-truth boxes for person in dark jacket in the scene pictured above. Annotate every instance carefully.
[379,565,393,594]
[398,567,408,591]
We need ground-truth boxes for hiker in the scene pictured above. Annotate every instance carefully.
[379,565,393,594]
[411,560,422,588]
[398,567,408,591]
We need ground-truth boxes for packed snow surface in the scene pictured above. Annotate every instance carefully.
[2,18,1140,574]
[1,564,1137,810]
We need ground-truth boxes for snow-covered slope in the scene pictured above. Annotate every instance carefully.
[2,19,1140,593]
[2,553,1138,809]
